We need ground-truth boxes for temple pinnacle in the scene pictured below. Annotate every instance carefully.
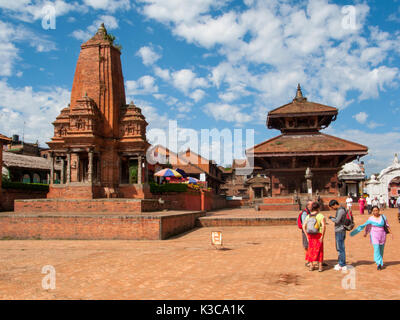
[294,83,306,101]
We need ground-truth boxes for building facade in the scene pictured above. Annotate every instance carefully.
[47,24,150,199]
[246,85,368,198]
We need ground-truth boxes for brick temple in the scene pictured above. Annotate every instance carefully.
[247,85,368,203]
[47,24,150,199]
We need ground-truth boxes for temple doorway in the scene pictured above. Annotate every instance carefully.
[254,187,263,199]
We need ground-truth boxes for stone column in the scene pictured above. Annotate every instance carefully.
[60,158,65,184]
[138,156,142,185]
[305,167,313,198]
[97,154,101,183]
[49,153,54,185]
[76,153,80,182]
[66,152,71,183]
[88,150,93,183]
[145,156,148,183]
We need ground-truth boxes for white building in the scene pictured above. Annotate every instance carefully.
[366,154,400,204]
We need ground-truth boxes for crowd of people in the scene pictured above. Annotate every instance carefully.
[299,198,394,272]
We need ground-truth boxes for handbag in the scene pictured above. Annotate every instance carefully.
[382,215,390,234]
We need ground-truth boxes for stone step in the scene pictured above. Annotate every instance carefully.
[263,197,294,204]
[197,215,296,227]
[258,204,300,211]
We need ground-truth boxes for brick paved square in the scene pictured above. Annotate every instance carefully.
[0,209,399,300]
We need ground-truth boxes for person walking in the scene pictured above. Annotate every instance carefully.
[379,195,385,211]
[366,195,372,214]
[298,200,312,266]
[329,200,348,271]
[372,197,379,209]
[350,206,393,270]
[358,196,366,215]
[396,197,400,222]
[302,202,326,272]
[346,194,353,211]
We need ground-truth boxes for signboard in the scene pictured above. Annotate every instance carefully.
[200,173,206,181]
[211,231,223,248]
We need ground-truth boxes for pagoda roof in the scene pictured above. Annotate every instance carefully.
[0,134,11,143]
[268,84,338,117]
[247,133,368,156]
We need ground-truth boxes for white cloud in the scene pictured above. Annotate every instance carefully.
[83,0,131,12]
[126,75,158,95]
[0,80,70,146]
[171,69,208,95]
[138,0,399,111]
[325,127,400,175]
[204,103,252,125]
[0,0,85,22]
[136,45,161,66]
[153,66,171,81]
[0,20,57,77]
[353,112,368,124]
[189,89,206,102]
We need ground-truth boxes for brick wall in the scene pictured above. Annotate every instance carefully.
[14,198,163,213]
[1,189,48,211]
[160,212,205,239]
[47,185,98,199]
[0,211,205,240]
[0,215,160,240]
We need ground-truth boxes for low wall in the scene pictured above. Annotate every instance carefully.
[14,198,163,213]
[0,211,205,240]
[154,191,228,211]
[1,189,48,211]
[226,199,249,208]
[160,212,205,239]
[197,216,296,227]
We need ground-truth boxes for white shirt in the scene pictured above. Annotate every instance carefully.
[346,197,353,206]
[366,197,371,205]
[379,196,385,204]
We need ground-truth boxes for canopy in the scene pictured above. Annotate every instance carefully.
[154,168,182,178]
[175,168,187,178]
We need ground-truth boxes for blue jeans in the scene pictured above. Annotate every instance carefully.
[335,231,346,267]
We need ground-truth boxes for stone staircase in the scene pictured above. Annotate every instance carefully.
[257,196,300,211]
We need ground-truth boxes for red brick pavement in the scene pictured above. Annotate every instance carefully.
[0,209,399,300]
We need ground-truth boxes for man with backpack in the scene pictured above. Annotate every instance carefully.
[328,199,350,271]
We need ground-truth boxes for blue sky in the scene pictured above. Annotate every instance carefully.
[1,0,400,176]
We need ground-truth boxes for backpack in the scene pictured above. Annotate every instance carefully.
[343,208,355,231]
[305,215,320,234]
[297,208,310,229]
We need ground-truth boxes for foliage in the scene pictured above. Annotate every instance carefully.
[129,165,138,184]
[104,33,122,51]
[150,183,188,194]
[1,180,49,191]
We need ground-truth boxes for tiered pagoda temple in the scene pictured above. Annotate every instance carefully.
[247,85,368,198]
[47,24,150,199]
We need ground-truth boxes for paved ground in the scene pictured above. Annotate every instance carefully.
[0,208,399,300]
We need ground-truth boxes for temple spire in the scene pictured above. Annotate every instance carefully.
[294,83,306,102]
[97,23,107,36]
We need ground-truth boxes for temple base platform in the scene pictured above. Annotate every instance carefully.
[0,210,205,240]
